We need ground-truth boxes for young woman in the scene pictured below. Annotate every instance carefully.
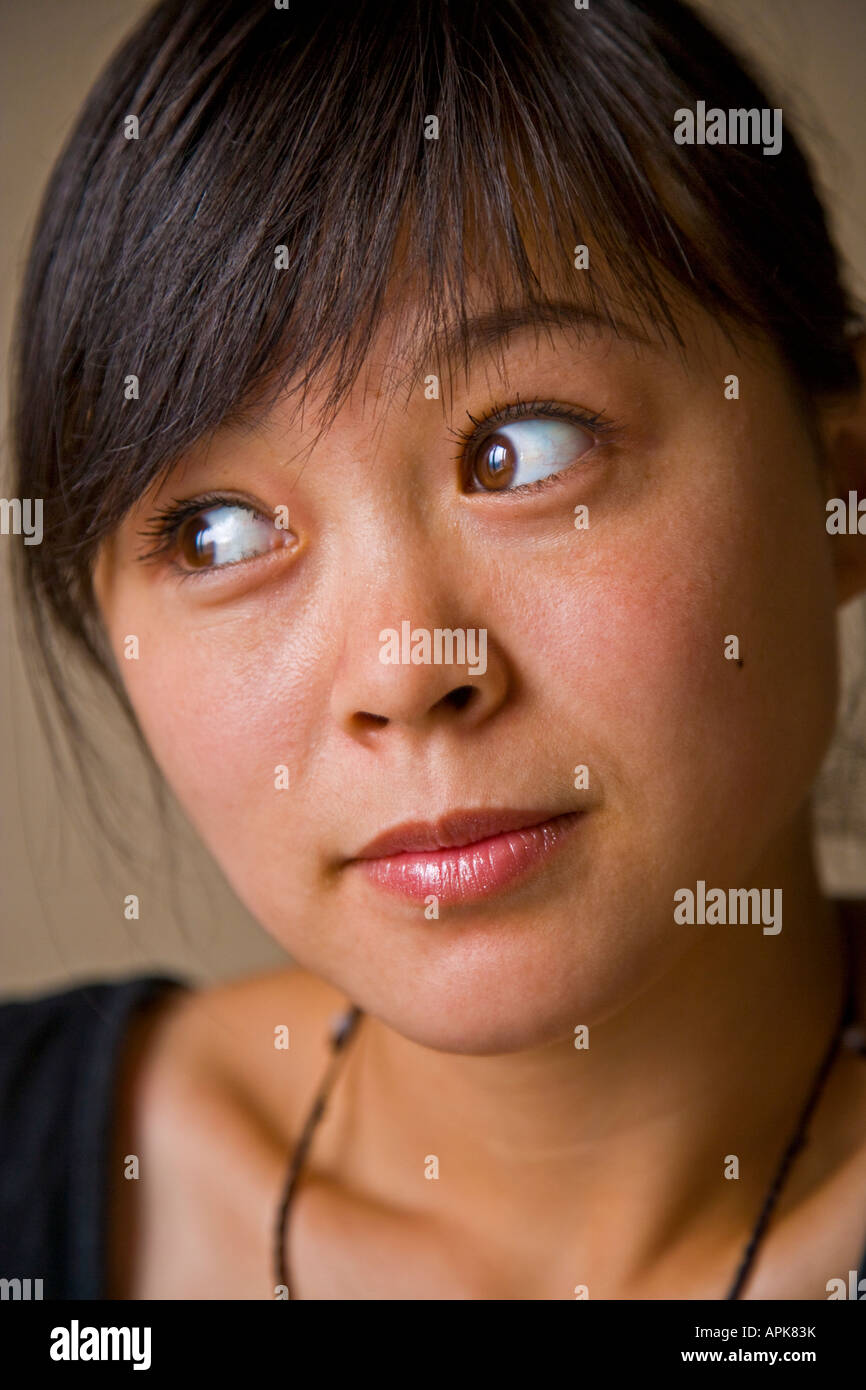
[2,0,866,1300]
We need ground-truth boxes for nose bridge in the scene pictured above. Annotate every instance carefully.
[340,485,444,621]
[342,512,460,669]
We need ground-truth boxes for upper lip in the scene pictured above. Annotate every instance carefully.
[350,807,577,860]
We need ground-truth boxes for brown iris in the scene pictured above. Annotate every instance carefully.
[174,504,287,570]
[474,434,517,491]
[178,509,223,568]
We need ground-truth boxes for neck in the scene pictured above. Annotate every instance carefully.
[342,809,848,1292]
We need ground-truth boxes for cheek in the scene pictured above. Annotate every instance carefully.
[113,608,329,879]
[528,450,838,874]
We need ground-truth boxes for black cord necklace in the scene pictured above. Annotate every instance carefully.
[274,979,861,1300]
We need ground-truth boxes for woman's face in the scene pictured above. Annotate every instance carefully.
[93,285,842,1053]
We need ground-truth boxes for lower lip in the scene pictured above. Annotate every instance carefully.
[353,812,584,905]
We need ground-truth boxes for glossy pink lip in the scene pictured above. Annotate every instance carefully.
[348,808,584,905]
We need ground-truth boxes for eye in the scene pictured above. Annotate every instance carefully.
[177,504,288,569]
[454,400,609,495]
[137,495,295,573]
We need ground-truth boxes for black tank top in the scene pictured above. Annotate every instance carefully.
[0,973,865,1299]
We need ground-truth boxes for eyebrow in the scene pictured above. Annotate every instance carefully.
[228,297,661,440]
[404,298,657,381]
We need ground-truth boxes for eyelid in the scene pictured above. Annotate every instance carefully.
[450,394,616,494]
[135,492,283,577]
[447,393,610,448]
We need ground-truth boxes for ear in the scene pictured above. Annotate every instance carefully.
[817,332,866,607]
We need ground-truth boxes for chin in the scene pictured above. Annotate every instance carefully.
[337,937,652,1056]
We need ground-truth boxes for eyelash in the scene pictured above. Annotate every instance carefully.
[137,396,616,576]
[446,393,614,493]
[136,490,261,574]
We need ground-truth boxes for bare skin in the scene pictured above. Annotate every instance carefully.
[107,901,866,1300]
[94,291,866,1301]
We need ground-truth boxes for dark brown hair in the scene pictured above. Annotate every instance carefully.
[7,0,863,843]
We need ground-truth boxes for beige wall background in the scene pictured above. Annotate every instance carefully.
[2,0,865,994]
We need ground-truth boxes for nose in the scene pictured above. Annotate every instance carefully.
[330,596,510,741]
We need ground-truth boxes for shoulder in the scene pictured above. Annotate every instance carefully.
[0,971,193,1140]
[0,971,190,1113]
[168,967,348,1128]
[104,966,349,1297]
[0,970,188,1034]
[137,966,351,1144]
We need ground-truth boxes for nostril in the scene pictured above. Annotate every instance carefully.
[442,685,475,712]
[354,711,389,728]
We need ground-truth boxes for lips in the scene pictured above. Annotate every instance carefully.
[348,808,584,904]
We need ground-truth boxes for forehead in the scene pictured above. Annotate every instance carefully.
[239,271,695,451]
